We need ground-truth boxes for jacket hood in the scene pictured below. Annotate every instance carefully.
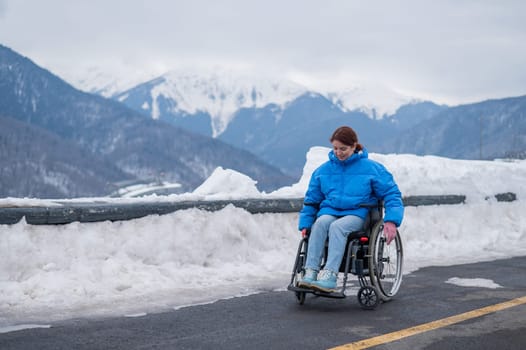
[328,148,369,165]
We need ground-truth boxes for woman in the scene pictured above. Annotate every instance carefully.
[298,126,404,292]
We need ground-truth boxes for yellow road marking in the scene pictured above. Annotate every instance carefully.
[329,295,526,350]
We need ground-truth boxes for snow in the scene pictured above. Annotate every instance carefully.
[0,324,51,334]
[1,147,526,331]
[193,166,261,198]
[116,181,182,198]
[446,278,503,289]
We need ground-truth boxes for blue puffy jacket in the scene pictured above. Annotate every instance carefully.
[298,148,404,230]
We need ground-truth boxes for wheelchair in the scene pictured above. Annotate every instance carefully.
[287,202,403,309]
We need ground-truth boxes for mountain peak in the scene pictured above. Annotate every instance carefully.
[326,83,419,119]
[150,68,307,136]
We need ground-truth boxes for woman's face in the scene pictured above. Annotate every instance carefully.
[332,139,356,161]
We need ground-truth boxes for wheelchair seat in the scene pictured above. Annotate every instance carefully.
[346,205,381,239]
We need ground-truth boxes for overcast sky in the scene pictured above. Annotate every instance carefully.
[1,0,525,104]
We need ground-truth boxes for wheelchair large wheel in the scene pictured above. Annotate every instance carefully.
[368,220,403,301]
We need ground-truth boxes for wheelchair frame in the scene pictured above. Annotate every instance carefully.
[287,202,404,309]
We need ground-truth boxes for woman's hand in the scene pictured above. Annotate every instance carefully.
[383,222,397,245]
[301,228,309,237]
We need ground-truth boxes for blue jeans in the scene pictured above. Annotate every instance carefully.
[305,214,365,273]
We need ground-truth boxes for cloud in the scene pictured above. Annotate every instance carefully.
[0,0,7,18]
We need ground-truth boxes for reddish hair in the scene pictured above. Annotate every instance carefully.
[330,126,363,151]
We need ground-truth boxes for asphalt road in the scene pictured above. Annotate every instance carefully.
[1,256,525,350]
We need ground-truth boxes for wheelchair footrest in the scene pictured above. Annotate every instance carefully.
[313,290,346,299]
[287,284,346,299]
[288,284,346,298]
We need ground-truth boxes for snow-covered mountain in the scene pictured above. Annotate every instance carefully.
[118,68,308,137]
[63,65,160,98]
[326,83,416,119]
[71,67,416,137]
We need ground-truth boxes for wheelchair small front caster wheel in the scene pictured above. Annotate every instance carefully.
[357,286,379,310]
[295,291,306,305]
